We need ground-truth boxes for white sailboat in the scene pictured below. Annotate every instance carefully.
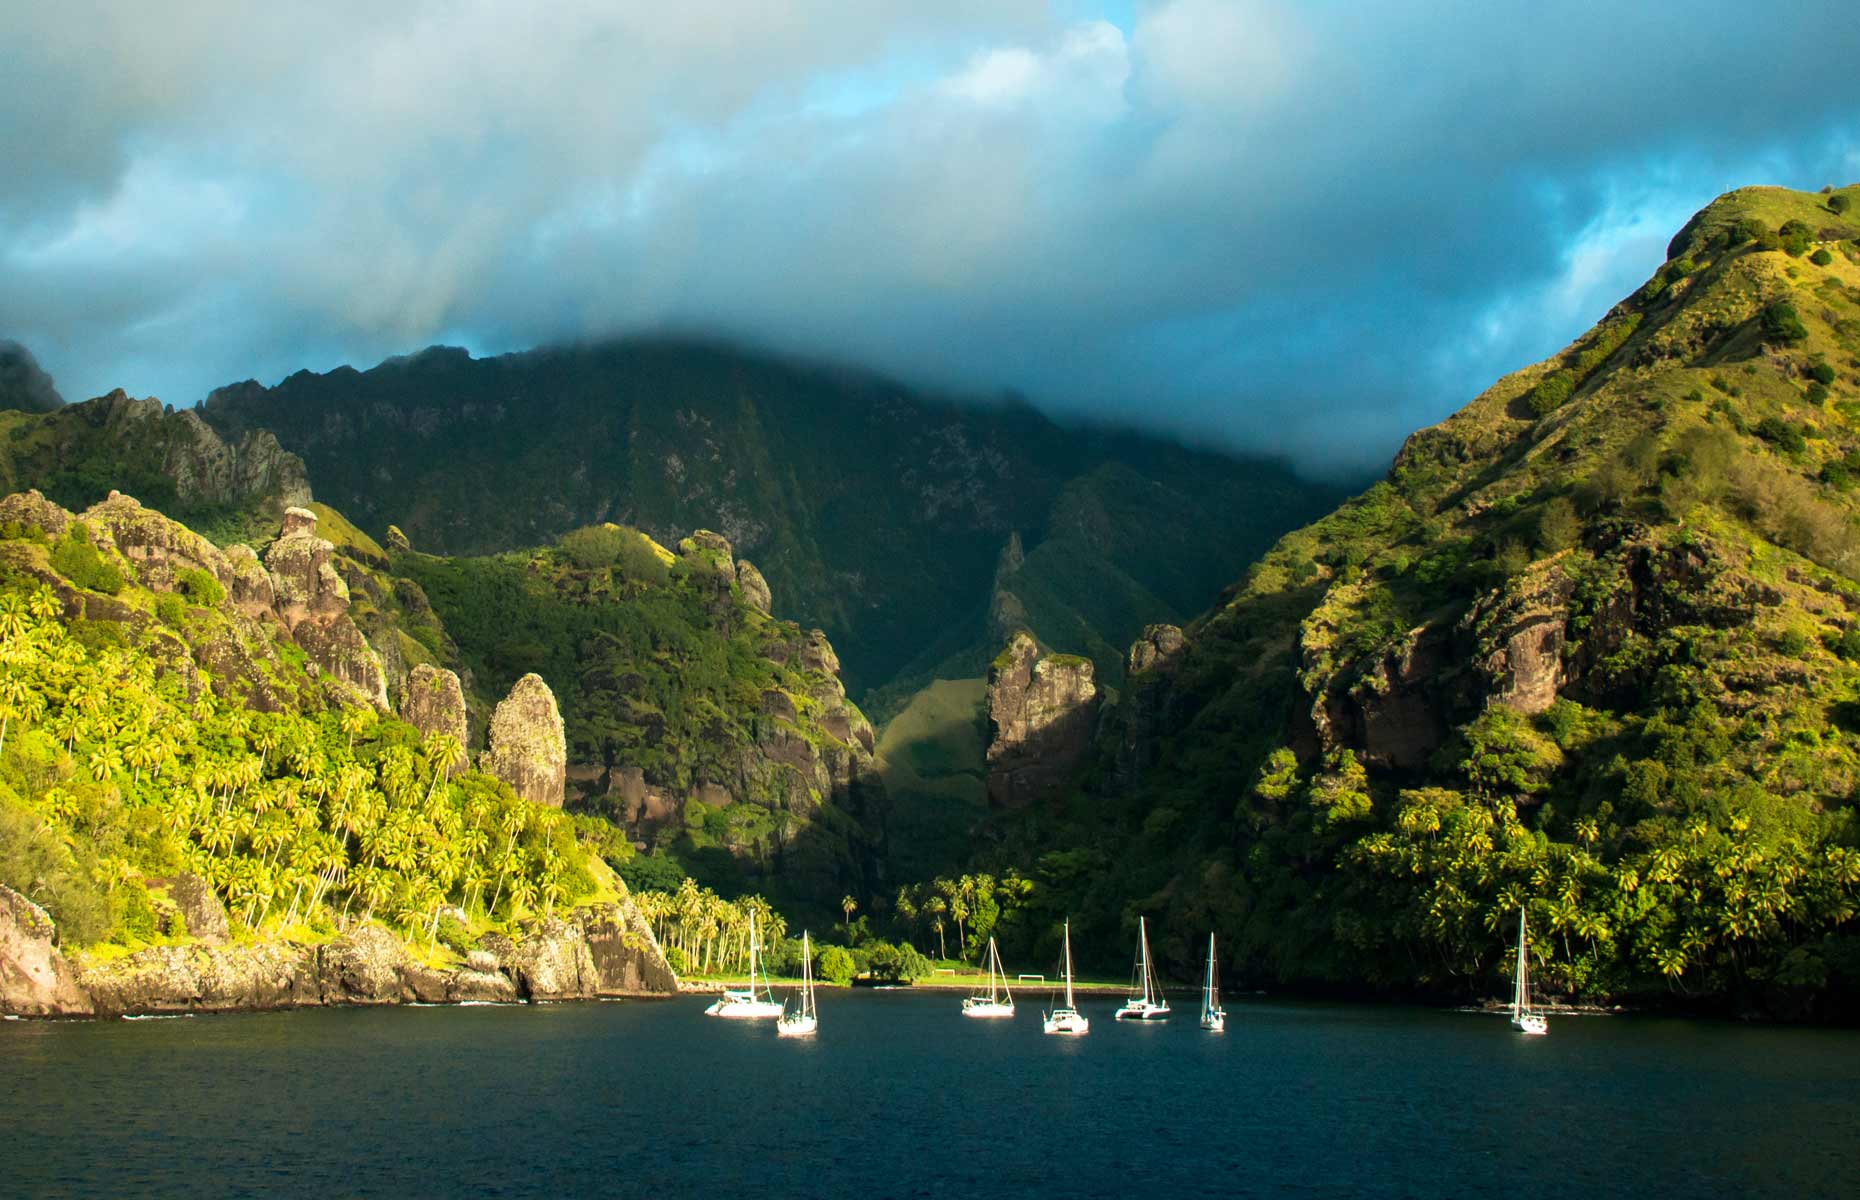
[704,910,784,1019]
[1114,915,1171,1020]
[778,930,818,1037]
[1200,932,1226,1032]
[1510,908,1548,1036]
[962,936,1015,1018]
[1042,920,1090,1036]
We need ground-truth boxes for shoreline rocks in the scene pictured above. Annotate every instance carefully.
[4,893,677,1020]
[1,885,94,1017]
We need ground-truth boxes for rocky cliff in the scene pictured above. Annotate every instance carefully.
[482,673,568,806]
[4,890,677,1019]
[394,523,884,897]
[984,631,1099,808]
[402,664,470,775]
[0,885,94,1017]
[0,385,309,538]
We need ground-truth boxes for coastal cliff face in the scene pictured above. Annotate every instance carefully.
[3,891,678,1019]
[984,631,1099,808]
[0,885,94,1017]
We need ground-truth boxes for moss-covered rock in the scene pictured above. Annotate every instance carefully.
[482,673,567,807]
[401,664,469,776]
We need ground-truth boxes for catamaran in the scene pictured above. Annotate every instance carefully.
[778,930,818,1037]
[1200,932,1226,1032]
[1510,908,1548,1036]
[962,936,1015,1018]
[1114,915,1171,1020]
[1042,920,1090,1036]
[704,911,784,1019]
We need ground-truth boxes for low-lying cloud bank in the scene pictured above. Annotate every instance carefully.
[1,2,1855,473]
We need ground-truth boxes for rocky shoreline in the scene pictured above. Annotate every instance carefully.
[2,883,679,1020]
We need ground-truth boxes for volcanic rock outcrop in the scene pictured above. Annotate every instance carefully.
[985,630,1100,807]
[263,506,389,708]
[401,664,470,776]
[482,673,567,806]
[0,885,94,1017]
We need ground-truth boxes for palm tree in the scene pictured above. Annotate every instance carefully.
[841,894,858,942]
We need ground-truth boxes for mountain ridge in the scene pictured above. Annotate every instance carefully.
[196,335,1348,698]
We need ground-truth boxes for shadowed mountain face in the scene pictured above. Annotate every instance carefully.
[199,338,1347,697]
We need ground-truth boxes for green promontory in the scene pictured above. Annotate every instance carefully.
[988,184,1860,1017]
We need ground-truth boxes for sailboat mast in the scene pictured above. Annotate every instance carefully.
[1064,921,1075,1008]
[1130,919,1145,1004]
[1514,909,1527,1017]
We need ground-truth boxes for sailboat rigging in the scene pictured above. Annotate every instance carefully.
[1510,908,1548,1036]
[1042,920,1090,1036]
[778,930,818,1037]
[1114,915,1171,1021]
[962,936,1015,1018]
[704,910,784,1019]
[1200,932,1226,1032]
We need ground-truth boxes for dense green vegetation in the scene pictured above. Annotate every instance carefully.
[1,392,298,545]
[951,185,1860,1016]
[0,522,599,956]
[199,339,1344,699]
[396,523,881,907]
[630,877,931,983]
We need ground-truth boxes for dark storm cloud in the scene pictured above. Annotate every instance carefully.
[1,1,1854,473]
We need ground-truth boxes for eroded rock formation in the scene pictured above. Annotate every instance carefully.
[0,885,93,1017]
[0,488,72,538]
[985,630,1100,807]
[736,559,772,615]
[1111,624,1187,787]
[482,673,567,806]
[82,490,235,594]
[401,664,470,776]
[263,505,389,708]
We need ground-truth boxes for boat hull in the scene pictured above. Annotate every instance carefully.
[776,1015,818,1037]
[1511,1013,1548,1036]
[1043,1009,1090,1036]
[1201,1011,1226,1032]
[961,1000,1015,1018]
[704,997,784,1019]
[1114,1002,1171,1021]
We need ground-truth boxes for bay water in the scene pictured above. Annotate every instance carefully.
[4,993,1857,1198]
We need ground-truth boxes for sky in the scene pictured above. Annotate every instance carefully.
[2,2,1856,476]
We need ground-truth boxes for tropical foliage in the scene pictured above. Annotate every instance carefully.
[0,561,594,952]
[970,184,1860,1013]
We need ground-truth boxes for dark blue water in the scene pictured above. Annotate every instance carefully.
[4,994,1858,1198]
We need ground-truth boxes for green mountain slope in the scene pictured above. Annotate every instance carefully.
[0,490,605,963]
[1,388,309,544]
[389,524,885,908]
[197,338,1344,698]
[989,185,1860,1016]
